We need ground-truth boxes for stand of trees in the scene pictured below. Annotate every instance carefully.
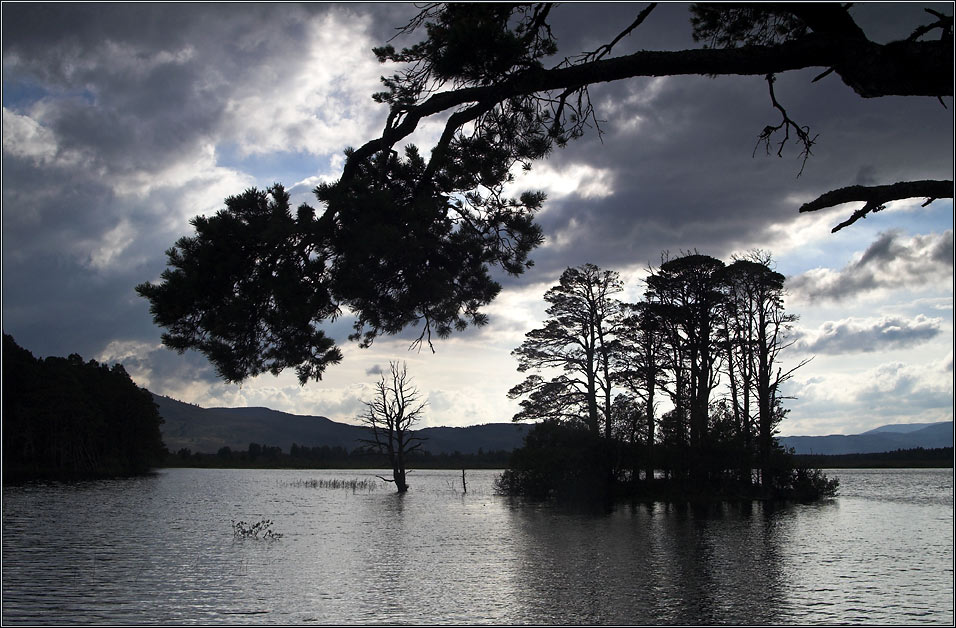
[498,253,837,504]
[2,334,167,482]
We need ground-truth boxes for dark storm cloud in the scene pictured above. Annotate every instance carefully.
[1,152,142,358]
[1,153,117,258]
[4,4,321,171]
[2,3,399,363]
[788,230,954,302]
[510,54,951,281]
[793,315,943,355]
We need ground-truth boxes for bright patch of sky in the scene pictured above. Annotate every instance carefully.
[215,145,326,193]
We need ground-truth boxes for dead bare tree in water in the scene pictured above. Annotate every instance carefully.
[360,361,427,493]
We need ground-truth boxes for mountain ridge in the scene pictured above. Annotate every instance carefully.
[154,394,530,455]
[779,421,953,455]
[153,394,951,456]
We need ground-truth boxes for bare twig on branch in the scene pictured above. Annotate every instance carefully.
[580,3,658,62]
[754,74,818,175]
[799,179,954,232]
[409,313,435,354]
[388,3,440,42]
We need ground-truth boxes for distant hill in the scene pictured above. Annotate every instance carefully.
[154,394,529,455]
[154,394,951,457]
[154,395,364,453]
[862,422,942,434]
[779,421,954,455]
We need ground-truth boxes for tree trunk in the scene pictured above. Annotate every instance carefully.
[644,382,655,484]
[585,345,601,436]
[394,434,409,493]
[758,392,772,490]
[757,310,773,490]
[394,466,408,493]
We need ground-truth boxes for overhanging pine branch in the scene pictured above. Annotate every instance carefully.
[799,180,954,232]
[336,35,949,187]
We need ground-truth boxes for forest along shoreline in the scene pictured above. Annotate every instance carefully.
[156,444,954,472]
[2,334,166,483]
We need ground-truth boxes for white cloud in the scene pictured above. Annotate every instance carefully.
[2,108,58,163]
[426,388,499,428]
[507,162,616,201]
[601,76,670,134]
[72,142,255,272]
[288,154,346,199]
[221,10,391,157]
[96,338,161,364]
[784,355,953,435]
[110,142,256,236]
[2,107,85,168]
[484,280,552,333]
[750,201,845,258]
[88,219,136,270]
[112,143,234,198]
[793,314,944,354]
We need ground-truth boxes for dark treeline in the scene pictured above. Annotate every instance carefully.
[165,442,512,470]
[795,447,954,469]
[2,334,166,482]
[498,253,838,504]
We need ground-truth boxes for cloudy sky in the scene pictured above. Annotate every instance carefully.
[3,3,952,437]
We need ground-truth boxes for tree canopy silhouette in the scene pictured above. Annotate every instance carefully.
[499,253,833,502]
[509,264,625,438]
[138,3,952,382]
[348,3,952,231]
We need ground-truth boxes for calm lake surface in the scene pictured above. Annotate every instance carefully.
[2,468,953,625]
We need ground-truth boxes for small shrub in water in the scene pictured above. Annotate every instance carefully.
[232,519,283,540]
[788,467,840,501]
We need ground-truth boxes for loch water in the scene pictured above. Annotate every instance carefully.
[2,468,953,625]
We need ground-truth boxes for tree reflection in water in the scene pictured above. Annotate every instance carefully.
[505,500,792,625]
